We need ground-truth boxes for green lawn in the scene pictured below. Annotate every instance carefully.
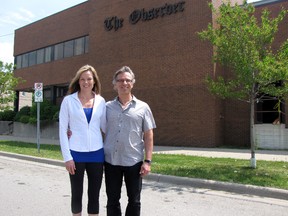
[0,140,287,190]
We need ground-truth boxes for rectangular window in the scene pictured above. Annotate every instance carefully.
[255,95,285,124]
[54,43,64,60]
[16,55,22,69]
[22,53,29,68]
[64,40,74,58]
[85,36,89,53]
[29,51,37,66]
[45,47,52,62]
[74,37,85,56]
[36,49,45,64]
[43,89,52,101]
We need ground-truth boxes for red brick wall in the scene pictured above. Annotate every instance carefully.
[14,2,89,54]
[87,0,223,146]
[14,2,90,90]
[13,0,288,147]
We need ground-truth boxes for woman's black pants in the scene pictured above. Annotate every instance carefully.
[69,162,103,214]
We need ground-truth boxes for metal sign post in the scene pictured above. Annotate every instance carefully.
[34,83,43,153]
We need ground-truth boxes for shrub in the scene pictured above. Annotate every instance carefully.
[28,117,37,124]
[19,115,30,124]
[30,99,59,121]
[53,110,59,121]
[14,106,31,122]
[13,100,60,123]
[0,110,16,121]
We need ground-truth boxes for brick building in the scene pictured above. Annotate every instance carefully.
[13,0,288,148]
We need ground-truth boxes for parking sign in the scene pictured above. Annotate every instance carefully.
[34,83,43,102]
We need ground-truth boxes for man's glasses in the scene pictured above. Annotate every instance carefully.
[116,79,133,83]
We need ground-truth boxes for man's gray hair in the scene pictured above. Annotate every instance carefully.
[112,66,136,84]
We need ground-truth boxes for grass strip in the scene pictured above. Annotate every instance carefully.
[0,141,287,190]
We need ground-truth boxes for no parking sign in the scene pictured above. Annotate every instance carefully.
[34,83,43,102]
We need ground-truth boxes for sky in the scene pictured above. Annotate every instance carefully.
[0,0,261,64]
[0,0,87,64]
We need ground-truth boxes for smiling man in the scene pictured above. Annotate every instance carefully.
[104,66,156,216]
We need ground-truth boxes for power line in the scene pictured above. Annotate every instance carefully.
[0,33,14,38]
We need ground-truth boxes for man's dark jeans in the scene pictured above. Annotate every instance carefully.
[104,161,143,216]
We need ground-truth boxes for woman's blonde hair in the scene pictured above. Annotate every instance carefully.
[68,65,101,95]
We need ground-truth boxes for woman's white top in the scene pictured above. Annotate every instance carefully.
[59,92,106,162]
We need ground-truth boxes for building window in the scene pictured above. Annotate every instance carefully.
[85,36,89,53]
[16,55,22,69]
[36,49,45,64]
[74,37,85,56]
[28,51,37,66]
[14,35,89,68]
[22,53,29,68]
[43,89,52,100]
[45,47,52,63]
[56,86,68,97]
[64,40,74,58]
[255,96,285,124]
[54,43,64,60]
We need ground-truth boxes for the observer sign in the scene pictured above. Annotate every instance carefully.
[104,1,186,31]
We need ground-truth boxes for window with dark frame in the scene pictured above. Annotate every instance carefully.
[64,40,74,58]
[54,43,64,60]
[14,35,89,69]
[36,49,45,64]
[45,47,52,63]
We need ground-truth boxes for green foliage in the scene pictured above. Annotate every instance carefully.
[152,154,288,190]
[52,110,59,121]
[13,100,59,124]
[19,115,30,124]
[0,140,287,190]
[30,99,60,121]
[14,106,31,122]
[0,110,16,121]
[198,0,288,101]
[28,117,37,124]
[0,61,23,111]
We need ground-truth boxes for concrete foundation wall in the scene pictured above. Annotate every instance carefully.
[12,121,59,140]
[254,124,288,150]
[0,121,13,135]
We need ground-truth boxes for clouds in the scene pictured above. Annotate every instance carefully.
[0,8,35,28]
[0,42,14,64]
[0,7,37,64]
[0,0,85,64]
[0,8,34,64]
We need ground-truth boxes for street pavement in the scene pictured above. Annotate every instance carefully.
[0,135,288,202]
[0,155,288,216]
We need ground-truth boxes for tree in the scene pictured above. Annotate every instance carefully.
[198,0,288,168]
[0,61,22,111]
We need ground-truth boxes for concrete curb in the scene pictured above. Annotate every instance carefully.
[0,151,287,201]
[144,174,288,201]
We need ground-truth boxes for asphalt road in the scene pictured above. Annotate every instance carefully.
[0,155,287,216]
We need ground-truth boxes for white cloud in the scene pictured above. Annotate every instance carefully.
[0,8,35,27]
[0,42,14,64]
[0,15,18,26]
[19,8,35,19]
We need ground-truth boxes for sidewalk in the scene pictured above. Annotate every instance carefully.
[0,135,288,201]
